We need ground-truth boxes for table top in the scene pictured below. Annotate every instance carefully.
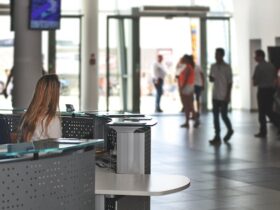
[107,118,157,127]
[86,111,145,118]
[95,171,190,196]
[0,138,104,158]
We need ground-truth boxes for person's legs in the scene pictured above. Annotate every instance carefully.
[157,83,163,110]
[188,94,195,119]
[220,101,234,141]
[181,95,189,127]
[209,99,221,144]
[181,94,193,128]
[154,79,163,112]
[178,82,184,112]
[194,86,202,127]
[154,82,159,110]
[265,88,278,126]
[256,89,267,136]
[213,100,221,137]
[220,101,232,130]
[194,85,202,115]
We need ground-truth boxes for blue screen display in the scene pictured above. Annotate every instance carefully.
[29,0,61,30]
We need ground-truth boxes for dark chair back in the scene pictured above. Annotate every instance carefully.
[0,115,12,144]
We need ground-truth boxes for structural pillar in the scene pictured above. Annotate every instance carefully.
[200,17,207,112]
[81,0,99,111]
[13,0,42,109]
[131,8,140,113]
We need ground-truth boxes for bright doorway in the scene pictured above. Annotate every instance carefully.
[105,7,232,114]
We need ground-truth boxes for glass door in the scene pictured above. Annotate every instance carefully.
[106,15,140,112]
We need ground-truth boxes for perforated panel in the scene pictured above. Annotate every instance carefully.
[1,114,95,139]
[93,116,111,150]
[136,127,151,174]
[2,114,22,133]
[93,116,111,139]
[61,116,94,139]
[104,196,150,210]
[0,150,95,210]
[106,127,117,151]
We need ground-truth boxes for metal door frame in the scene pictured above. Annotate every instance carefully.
[106,14,140,112]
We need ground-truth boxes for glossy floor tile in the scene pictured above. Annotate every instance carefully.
[150,111,280,210]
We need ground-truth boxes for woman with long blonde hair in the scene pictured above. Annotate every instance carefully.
[20,74,62,142]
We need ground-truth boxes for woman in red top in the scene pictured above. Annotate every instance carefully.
[180,54,196,128]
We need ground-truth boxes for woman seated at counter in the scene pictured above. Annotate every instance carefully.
[19,74,62,142]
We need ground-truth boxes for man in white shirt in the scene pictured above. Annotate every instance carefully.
[209,48,234,144]
[153,54,166,112]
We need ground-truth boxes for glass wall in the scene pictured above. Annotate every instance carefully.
[140,17,194,113]
[98,13,110,110]
[0,15,13,109]
[0,0,9,4]
[61,0,81,12]
[99,0,237,112]
[109,18,132,111]
[42,17,81,112]
[56,18,81,111]
[99,0,193,11]
[0,0,237,111]
[0,1,82,110]
[99,0,233,11]
[206,19,231,109]
[195,0,233,12]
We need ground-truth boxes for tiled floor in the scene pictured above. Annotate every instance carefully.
[150,111,280,210]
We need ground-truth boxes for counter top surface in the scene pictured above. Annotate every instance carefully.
[107,118,157,127]
[0,138,104,158]
[95,169,190,196]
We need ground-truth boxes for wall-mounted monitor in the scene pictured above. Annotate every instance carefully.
[29,0,61,30]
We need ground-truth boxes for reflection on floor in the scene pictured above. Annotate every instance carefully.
[151,111,280,210]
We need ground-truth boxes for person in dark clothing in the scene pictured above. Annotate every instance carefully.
[253,49,278,138]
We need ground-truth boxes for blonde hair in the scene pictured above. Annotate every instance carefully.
[21,74,60,141]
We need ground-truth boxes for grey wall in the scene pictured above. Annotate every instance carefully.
[233,0,280,110]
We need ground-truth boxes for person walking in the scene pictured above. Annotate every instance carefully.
[179,54,196,128]
[193,60,204,126]
[253,49,278,138]
[209,48,234,144]
[153,54,166,112]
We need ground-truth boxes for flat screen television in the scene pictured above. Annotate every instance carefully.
[29,0,61,30]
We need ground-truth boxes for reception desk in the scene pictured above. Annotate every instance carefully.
[0,111,191,210]
[0,138,103,210]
